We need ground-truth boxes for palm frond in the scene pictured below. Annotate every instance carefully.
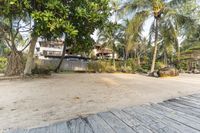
[168,0,187,7]
[125,10,150,54]
[120,0,151,18]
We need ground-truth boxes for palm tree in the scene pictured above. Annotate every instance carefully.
[97,22,121,68]
[121,0,196,72]
[123,11,149,61]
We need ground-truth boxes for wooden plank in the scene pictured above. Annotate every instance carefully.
[140,105,200,133]
[56,122,71,133]
[68,118,93,133]
[149,103,200,131]
[86,114,115,133]
[160,101,200,118]
[5,129,27,133]
[166,99,200,112]
[125,106,185,133]
[177,97,200,106]
[157,102,200,122]
[48,124,57,133]
[98,111,136,133]
[172,98,200,109]
[35,127,49,133]
[183,96,200,103]
[49,122,70,133]
[187,95,200,101]
[123,107,172,133]
[110,109,153,133]
[27,128,36,133]
[191,94,200,98]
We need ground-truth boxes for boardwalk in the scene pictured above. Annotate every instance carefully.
[4,93,200,133]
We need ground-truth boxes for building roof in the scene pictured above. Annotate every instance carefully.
[39,40,64,47]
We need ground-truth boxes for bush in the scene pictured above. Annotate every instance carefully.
[155,61,166,69]
[31,65,52,75]
[0,57,7,73]
[177,61,188,71]
[88,60,116,73]
[136,67,148,74]
[121,66,133,73]
[88,59,142,74]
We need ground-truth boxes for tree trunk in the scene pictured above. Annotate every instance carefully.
[150,19,159,73]
[112,43,116,68]
[112,51,116,68]
[5,51,24,76]
[164,50,167,66]
[55,35,68,72]
[137,54,141,66]
[24,35,38,75]
[177,45,180,65]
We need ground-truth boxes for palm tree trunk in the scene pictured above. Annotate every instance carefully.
[177,46,180,63]
[55,35,68,72]
[164,50,167,66]
[112,43,116,68]
[137,54,141,66]
[24,35,38,75]
[150,19,159,73]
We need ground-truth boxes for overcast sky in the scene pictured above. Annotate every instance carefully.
[92,0,200,43]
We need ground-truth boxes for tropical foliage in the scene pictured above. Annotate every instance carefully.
[0,0,199,75]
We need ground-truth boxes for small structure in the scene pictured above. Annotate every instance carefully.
[92,44,118,59]
[36,40,72,58]
[34,39,88,72]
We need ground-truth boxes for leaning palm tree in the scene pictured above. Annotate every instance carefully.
[121,0,196,72]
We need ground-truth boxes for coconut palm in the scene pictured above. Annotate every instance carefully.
[121,0,196,72]
[124,11,149,61]
[97,22,121,67]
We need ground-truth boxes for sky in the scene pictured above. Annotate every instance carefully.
[92,0,200,43]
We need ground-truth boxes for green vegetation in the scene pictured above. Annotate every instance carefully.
[0,0,199,76]
[0,57,7,73]
[88,59,142,73]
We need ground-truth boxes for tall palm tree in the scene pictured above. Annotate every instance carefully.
[124,11,149,61]
[121,0,196,72]
[97,22,121,67]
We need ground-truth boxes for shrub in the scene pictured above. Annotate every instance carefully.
[88,59,142,74]
[121,66,133,73]
[0,57,7,73]
[177,61,188,71]
[155,61,166,69]
[31,65,52,75]
[136,67,148,74]
[88,60,116,73]
[105,65,116,73]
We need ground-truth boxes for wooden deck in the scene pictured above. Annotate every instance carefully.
[4,94,200,133]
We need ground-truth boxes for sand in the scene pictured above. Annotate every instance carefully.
[0,73,200,130]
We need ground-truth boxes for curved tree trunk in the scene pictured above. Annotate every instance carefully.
[150,19,159,73]
[24,35,38,75]
[5,51,24,76]
[55,36,68,72]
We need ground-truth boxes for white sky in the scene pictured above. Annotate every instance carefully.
[92,0,200,43]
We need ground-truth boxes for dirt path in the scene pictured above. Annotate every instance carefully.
[0,73,200,130]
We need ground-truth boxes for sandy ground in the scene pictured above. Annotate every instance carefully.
[0,73,200,130]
